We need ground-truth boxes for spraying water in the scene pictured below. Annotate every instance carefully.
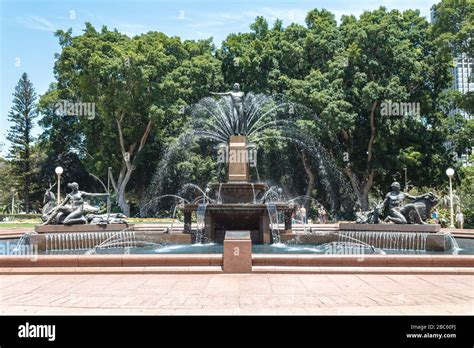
[266,202,281,244]
[195,203,208,244]
[145,91,357,218]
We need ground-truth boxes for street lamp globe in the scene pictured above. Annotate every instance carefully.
[55,166,64,206]
[446,168,454,178]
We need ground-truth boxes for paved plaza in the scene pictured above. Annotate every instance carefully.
[0,273,472,315]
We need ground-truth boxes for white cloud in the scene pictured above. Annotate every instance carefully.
[16,15,55,32]
[114,22,150,37]
[243,8,308,24]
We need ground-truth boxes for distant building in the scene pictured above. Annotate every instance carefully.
[451,53,473,120]
[431,6,473,120]
[431,6,473,166]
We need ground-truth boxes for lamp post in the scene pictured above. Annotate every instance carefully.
[446,168,455,228]
[55,166,64,206]
[107,167,112,217]
[403,167,408,192]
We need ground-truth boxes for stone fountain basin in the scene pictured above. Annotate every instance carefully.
[34,224,131,234]
[28,230,191,251]
[282,223,451,251]
[182,203,293,243]
[209,182,268,204]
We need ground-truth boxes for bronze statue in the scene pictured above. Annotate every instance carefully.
[211,83,245,134]
[379,182,438,224]
[357,182,438,224]
[42,182,109,225]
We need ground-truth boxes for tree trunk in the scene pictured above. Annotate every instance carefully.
[117,188,130,217]
[343,101,378,211]
[116,165,133,217]
[345,165,375,211]
[23,147,31,213]
[23,181,29,214]
[109,116,153,216]
[354,187,370,211]
[299,150,315,209]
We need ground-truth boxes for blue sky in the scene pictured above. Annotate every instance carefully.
[0,0,438,155]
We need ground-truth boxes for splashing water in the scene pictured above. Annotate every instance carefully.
[45,228,137,253]
[334,230,460,251]
[266,202,281,244]
[145,91,357,218]
[195,203,208,244]
[138,195,189,217]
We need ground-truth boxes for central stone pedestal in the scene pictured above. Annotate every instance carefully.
[228,135,249,182]
[181,135,294,243]
[223,231,252,273]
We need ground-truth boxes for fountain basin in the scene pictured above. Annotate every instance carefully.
[28,230,191,251]
[339,223,441,233]
[34,223,131,234]
[24,222,456,252]
[182,203,293,243]
[426,232,456,251]
[1,253,473,269]
[209,182,268,204]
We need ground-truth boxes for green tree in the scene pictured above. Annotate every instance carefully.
[458,159,474,228]
[219,8,457,211]
[0,158,16,213]
[37,84,97,200]
[431,0,473,57]
[6,73,38,213]
[330,8,454,208]
[47,24,223,215]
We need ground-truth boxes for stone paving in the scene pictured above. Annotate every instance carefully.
[0,273,473,315]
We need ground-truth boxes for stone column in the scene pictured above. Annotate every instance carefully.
[223,231,252,273]
[228,135,249,182]
[259,213,271,244]
[204,212,214,242]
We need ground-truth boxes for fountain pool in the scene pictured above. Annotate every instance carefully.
[2,237,473,255]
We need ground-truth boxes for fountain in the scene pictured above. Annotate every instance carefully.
[14,84,461,256]
[140,85,455,252]
[181,135,294,243]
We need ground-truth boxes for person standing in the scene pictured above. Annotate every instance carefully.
[317,207,323,224]
[431,208,439,224]
[319,206,327,224]
[456,208,464,229]
[300,206,307,224]
[291,209,296,224]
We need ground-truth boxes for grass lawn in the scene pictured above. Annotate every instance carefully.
[0,223,38,228]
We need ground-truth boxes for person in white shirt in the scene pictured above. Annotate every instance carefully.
[456,208,464,229]
[300,206,307,224]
